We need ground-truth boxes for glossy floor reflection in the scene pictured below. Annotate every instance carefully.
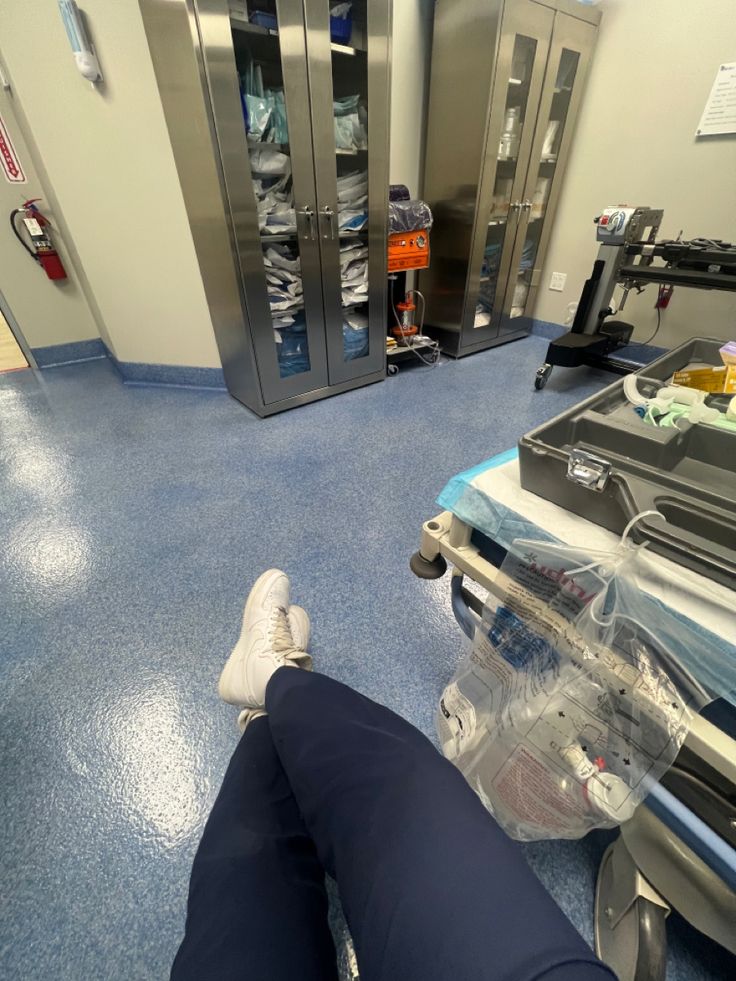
[1,337,733,980]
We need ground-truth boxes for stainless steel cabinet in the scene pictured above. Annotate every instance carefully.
[419,0,600,357]
[140,0,390,415]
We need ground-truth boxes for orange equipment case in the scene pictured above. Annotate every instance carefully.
[387,229,430,273]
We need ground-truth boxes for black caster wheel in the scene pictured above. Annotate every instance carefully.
[534,363,552,390]
[595,841,668,981]
[410,551,448,580]
[387,363,399,376]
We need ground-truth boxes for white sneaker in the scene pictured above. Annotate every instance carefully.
[288,604,311,653]
[218,569,312,712]
[234,608,310,732]
[236,707,267,733]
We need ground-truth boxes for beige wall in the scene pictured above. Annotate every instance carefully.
[0,0,221,368]
[534,0,736,347]
[389,0,434,293]
[6,1,731,366]
[389,0,434,197]
[0,76,100,351]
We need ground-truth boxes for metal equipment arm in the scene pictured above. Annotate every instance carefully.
[534,207,736,390]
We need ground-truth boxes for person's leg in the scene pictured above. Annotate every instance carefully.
[171,716,338,981]
[267,669,615,981]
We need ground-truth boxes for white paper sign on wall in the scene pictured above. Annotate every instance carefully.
[0,113,26,183]
[697,63,736,137]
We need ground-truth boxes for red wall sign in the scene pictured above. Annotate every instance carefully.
[0,113,26,183]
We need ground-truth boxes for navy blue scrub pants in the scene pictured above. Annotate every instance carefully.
[172,669,614,981]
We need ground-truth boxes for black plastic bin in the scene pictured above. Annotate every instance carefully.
[518,338,736,587]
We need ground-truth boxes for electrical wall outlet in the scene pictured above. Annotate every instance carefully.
[549,271,567,291]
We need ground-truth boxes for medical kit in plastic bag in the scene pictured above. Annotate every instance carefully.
[333,94,367,150]
[438,532,713,841]
[337,170,368,231]
[239,56,289,145]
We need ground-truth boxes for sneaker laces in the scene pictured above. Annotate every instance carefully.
[268,606,296,651]
[268,606,311,668]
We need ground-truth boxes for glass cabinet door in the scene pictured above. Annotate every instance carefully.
[499,13,597,333]
[303,0,390,386]
[462,0,553,347]
[477,33,540,335]
[199,0,329,405]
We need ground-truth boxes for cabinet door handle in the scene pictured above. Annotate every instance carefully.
[522,200,532,210]
[510,201,521,212]
[297,206,315,241]
[321,206,336,240]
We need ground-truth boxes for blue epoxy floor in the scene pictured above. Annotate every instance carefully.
[2,336,734,980]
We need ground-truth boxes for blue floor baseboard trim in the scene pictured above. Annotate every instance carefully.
[531,319,566,340]
[32,338,107,368]
[101,339,226,389]
[115,361,227,390]
[34,338,226,390]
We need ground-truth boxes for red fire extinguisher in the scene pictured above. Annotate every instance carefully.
[10,199,67,280]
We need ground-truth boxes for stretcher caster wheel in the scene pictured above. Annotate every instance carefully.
[410,551,448,579]
[534,363,552,390]
[595,840,668,981]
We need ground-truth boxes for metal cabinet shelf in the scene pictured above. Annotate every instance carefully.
[419,0,600,357]
[140,0,390,415]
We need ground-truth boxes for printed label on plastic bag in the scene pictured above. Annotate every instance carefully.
[438,682,476,760]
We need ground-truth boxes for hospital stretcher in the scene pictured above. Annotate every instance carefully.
[412,451,736,981]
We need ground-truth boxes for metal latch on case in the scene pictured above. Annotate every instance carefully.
[567,450,612,491]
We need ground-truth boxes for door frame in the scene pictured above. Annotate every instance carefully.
[0,289,36,369]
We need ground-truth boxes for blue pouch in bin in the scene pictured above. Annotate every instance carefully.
[343,323,368,361]
[330,15,352,44]
[278,328,310,378]
[250,11,278,30]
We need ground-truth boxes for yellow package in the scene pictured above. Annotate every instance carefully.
[671,364,736,394]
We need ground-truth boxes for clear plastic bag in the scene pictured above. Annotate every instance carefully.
[438,537,712,841]
[333,95,367,150]
[387,199,433,234]
[269,89,289,144]
[240,53,290,145]
[244,94,271,141]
